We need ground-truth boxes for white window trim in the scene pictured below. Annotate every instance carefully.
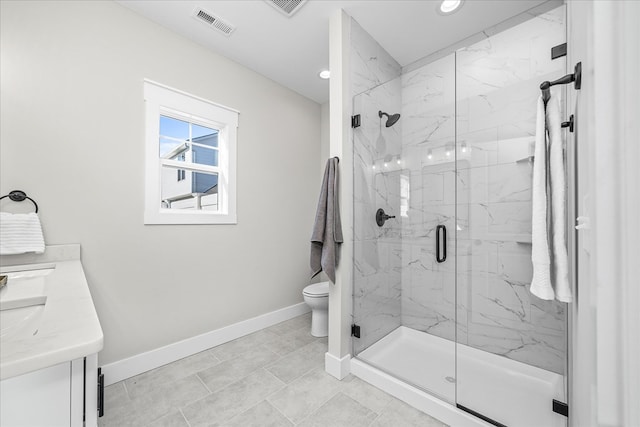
[144,79,238,224]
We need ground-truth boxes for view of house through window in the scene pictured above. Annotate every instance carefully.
[159,115,220,211]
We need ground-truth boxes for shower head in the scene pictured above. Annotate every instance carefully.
[379,110,401,127]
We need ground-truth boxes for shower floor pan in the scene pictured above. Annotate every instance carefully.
[355,326,566,427]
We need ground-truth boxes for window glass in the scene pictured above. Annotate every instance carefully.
[192,124,219,147]
[192,146,218,167]
[160,115,189,138]
[160,166,218,211]
[159,116,189,157]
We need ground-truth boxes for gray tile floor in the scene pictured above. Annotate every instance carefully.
[99,313,448,427]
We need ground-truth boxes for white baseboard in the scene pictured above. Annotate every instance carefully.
[350,358,489,427]
[325,352,351,380]
[102,302,310,386]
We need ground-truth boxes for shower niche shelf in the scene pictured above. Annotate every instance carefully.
[473,233,532,244]
[515,156,534,164]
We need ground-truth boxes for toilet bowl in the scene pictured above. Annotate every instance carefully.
[303,281,329,337]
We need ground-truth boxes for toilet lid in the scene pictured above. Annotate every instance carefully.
[303,281,329,296]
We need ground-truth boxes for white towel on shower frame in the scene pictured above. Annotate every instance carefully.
[547,95,572,302]
[530,95,554,300]
[530,94,572,302]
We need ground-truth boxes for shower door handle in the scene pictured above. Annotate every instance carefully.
[436,225,447,263]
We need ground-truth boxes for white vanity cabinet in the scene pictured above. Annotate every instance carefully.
[0,245,104,427]
[0,354,100,427]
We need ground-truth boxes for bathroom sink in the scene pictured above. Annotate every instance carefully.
[1,265,55,280]
[0,264,54,339]
[0,299,47,339]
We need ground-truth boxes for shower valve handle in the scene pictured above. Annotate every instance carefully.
[376,208,395,227]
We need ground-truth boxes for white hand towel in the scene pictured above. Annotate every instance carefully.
[547,95,572,302]
[0,212,45,255]
[530,96,554,300]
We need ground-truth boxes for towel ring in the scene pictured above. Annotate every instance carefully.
[0,190,39,213]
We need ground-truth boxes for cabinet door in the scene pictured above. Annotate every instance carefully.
[1,362,71,427]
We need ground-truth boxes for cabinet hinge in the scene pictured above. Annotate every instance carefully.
[97,367,105,418]
[552,399,568,417]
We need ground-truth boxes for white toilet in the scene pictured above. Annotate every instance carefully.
[302,281,329,337]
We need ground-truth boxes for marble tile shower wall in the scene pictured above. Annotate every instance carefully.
[399,7,567,374]
[350,19,403,355]
[350,19,401,99]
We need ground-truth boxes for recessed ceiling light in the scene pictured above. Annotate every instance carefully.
[438,0,464,15]
[318,70,330,79]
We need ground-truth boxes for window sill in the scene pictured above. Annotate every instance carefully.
[144,210,237,225]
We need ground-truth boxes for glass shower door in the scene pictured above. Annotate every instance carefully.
[454,6,568,426]
[351,77,403,359]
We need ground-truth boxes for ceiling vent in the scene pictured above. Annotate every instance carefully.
[265,0,308,17]
[192,7,236,36]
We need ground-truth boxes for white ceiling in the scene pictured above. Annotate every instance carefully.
[117,0,549,104]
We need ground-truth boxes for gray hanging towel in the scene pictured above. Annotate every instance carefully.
[310,157,343,283]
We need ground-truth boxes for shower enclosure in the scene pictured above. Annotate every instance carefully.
[351,6,568,427]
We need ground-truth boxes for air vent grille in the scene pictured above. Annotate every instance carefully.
[265,0,308,17]
[212,19,234,35]
[192,7,235,36]
[196,9,216,25]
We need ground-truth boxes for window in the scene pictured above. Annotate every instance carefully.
[144,80,238,224]
[176,153,186,181]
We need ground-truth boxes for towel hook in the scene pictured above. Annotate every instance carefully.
[541,62,582,105]
[0,190,39,213]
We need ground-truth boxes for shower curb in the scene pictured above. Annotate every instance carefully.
[350,358,491,427]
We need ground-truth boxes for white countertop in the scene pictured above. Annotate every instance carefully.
[0,245,104,380]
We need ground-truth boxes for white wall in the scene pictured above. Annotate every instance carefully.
[569,1,640,426]
[320,102,330,176]
[0,1,321,365]
[327,10,353,375]
[313,102,331,285]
